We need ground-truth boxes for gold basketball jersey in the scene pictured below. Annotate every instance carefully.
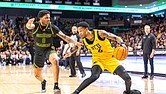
[83,30,114,63]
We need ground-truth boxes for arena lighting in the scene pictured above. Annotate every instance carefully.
[0,2,166,13]
[150,4,166,13]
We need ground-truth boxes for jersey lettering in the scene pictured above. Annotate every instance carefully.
[91,43,103,53]
[36,42,51,47]
[42,38,46,43]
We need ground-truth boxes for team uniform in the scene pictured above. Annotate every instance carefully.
[83,30,120,73]
[73,29,132,94]
[32,22,60,68]
[72,22,142,94]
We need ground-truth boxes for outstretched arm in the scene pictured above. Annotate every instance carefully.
[26,18,35,30]
[56,31,82,47]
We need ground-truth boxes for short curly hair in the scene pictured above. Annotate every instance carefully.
[77,22,89,28]
[38,10,50,18]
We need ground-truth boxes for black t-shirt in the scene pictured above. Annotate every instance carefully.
[32,22,60,51]
[141,33,156,54]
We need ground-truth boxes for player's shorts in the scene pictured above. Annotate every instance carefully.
[92,57,120,73]
[33,48,56,68]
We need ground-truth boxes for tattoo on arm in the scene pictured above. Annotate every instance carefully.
[99,30,116,41]
[99,30,123,43]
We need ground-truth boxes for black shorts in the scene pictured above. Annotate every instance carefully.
[33,48,56,68]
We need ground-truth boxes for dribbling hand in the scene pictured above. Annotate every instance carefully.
[121,44,127,49]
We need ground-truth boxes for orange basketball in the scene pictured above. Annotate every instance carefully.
[113,46,128,61]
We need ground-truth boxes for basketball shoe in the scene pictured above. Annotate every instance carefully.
[41,79,47,93]
[142,75,148,79]
[54,85,61,94]
[123,89,141,94]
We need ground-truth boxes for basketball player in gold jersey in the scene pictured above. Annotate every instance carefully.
[72,22,137,94]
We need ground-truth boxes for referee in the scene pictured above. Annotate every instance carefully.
[140,25,156,80]
[66,26,86,78]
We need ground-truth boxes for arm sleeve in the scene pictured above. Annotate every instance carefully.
[141,36,143,50]
[151,35,156,49]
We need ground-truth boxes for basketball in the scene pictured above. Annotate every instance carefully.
[113,46,128,61]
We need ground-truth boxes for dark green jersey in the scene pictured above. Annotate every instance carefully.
[32,22,60,51]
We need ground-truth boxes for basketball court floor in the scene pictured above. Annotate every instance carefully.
[0,56,166,94]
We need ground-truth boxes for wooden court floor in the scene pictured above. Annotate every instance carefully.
[0,65,166,94]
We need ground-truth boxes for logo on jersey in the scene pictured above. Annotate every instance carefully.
[91,43,103,53]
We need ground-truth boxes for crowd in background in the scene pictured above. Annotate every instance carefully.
[0,16,33,65]
[0,15,166,66]
[121,20,166,52]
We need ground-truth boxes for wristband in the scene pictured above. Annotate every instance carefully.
[121,42,125,44]
[120,42,125,46]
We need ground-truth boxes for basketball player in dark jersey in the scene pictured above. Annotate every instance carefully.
[26,10,82,93]
[72,22,141,94]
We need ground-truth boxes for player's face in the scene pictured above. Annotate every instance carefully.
[77,27,87,39]
[41,14,50,26]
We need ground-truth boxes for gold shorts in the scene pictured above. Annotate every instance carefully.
[92,57,120,73]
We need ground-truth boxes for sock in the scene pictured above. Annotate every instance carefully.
[54,82,59,89]
[41,79,46,84]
